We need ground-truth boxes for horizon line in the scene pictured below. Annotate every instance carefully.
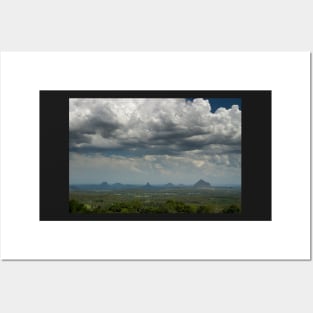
[69,182,241,186]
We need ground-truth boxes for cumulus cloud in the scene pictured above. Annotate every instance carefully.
[69,98,241,156]
[69,98,241,184]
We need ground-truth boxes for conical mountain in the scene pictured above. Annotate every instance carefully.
[193,179,211,188]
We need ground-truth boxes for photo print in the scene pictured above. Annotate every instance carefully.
[69,98,242,215]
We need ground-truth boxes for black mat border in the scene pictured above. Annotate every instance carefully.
[40,90,271,221]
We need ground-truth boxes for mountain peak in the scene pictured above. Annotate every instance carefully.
[193,179,211,188]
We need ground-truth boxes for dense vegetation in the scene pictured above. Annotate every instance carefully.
[69,187,241,214]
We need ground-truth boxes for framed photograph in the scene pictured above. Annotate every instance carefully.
[40,90,271,221]
[0,52,310,260]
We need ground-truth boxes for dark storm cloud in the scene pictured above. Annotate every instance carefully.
[69,98,241,158]
[69,119,120,148]
[69,130,93,146]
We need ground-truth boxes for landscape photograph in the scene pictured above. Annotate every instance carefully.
[69,97,242,215]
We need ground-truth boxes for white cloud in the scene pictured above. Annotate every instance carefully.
[69,98,241,184]
[70,152,241,185]
[69,98,241,155]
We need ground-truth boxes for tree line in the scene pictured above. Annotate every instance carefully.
[69,199,240,214]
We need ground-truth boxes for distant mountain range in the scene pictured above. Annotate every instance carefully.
[70,179,215,191]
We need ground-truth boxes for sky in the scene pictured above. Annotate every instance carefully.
[69,98,241,185]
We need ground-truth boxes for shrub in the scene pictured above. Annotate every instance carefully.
[69,199,87,213]
[222,204,240,213]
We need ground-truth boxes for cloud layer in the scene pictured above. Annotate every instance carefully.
[69,98,241,184]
